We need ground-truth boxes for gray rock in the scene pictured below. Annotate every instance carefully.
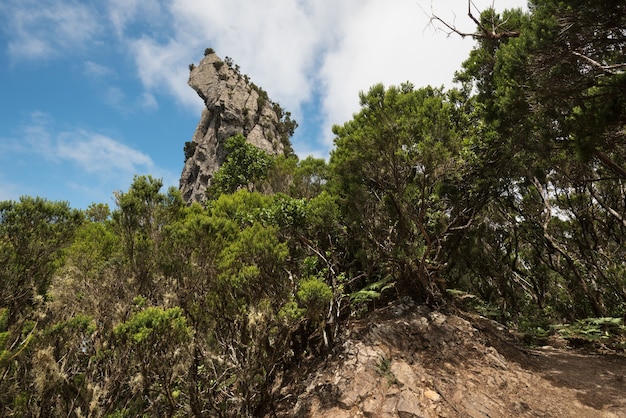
[396,389,425,418]
[179,51,288,203]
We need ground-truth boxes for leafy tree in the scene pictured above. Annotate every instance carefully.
[6,3,626,413]
[0,197,82,326]
[112,175,185,298]
[160,204,238,314]
[160,188,341,415]
[50,215,123,337]
[330,83,485,303]
[524,0,626,178]
[28,314,96,416]
[112,306,191,416]
[207,134,274,199]
[265,154,298,195]
[183,140,197,162]
[0,197,82,415]
[291,156,328,198]
[85,202,111,222]
[450,0,626,322]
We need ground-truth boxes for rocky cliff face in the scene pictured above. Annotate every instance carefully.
[180,51,291,203]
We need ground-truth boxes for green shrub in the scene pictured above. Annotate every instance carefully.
[552,317,626,346]
[183,141,197,161]
[298,277,332,320]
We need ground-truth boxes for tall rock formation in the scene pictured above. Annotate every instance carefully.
[179,50,294,203]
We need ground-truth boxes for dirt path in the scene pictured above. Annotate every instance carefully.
[275,305,626,417]
[471,312,626,416]
[520,346,626,415]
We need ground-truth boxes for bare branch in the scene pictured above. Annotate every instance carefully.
[572,51,626,75]
[593,148,626,179]
[427,0,520,41]
[587,182,626,228]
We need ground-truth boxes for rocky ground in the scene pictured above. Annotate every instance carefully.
[272,300,626,417]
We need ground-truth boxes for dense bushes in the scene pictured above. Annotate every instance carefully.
[2,1,625,414]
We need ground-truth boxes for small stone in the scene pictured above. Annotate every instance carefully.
[429,311,447,326]
[382,395,399,414]
[424,389,441,402]
[363,395,382,417]
[397,390,424,417]
[391,360,418,387]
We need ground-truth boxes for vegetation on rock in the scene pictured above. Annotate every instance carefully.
[1,1,625,415]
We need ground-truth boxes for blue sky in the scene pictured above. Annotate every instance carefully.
[0,0,526,209]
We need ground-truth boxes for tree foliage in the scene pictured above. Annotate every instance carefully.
[207,134,275,199]
[0,198,81,325]
[448,0,626,324]
[330,83,487,302]
[1,1,625,414]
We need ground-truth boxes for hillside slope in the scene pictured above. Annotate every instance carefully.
[273,301,626,417]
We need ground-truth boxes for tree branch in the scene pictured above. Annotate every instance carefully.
[593,148,626,179]
[572,51,626,75]
[427,0,520,41]
[587,182,626,229]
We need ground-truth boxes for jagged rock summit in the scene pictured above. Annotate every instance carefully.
[180,50,293,203]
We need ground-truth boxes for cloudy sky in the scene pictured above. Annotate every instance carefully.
[0,0,527,209]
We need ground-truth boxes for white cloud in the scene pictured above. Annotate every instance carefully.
[105,87,126,109]
[16,112,156,178]
[102,86,159,114]
[108,0,164,38]
[3,0,527,160]
[169,0,339,112]
[56,131,155,175]
[110,0,526,157]
[0,112,166,206]
[115,0,358,143]
[1,0,100,61]
[108,0,141,36]
[129,37,200,110]
[83,60,114,78]
[317,0,466,147]
[137,92,159,112]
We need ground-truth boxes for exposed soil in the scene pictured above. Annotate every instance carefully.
[271,300,626,417]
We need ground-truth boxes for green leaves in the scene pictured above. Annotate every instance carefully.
[553,317,626,348]
[350,276,395,308]
[3,4,625,414]
[111,175,185,297]
[217,223,288,299]
[0,197,82,325]
[446,0,626,325]
[207,134,274,199]
[330,83,483,301]
[115,307,190,346]
[297,277,333,320]
[111,306,191,415]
